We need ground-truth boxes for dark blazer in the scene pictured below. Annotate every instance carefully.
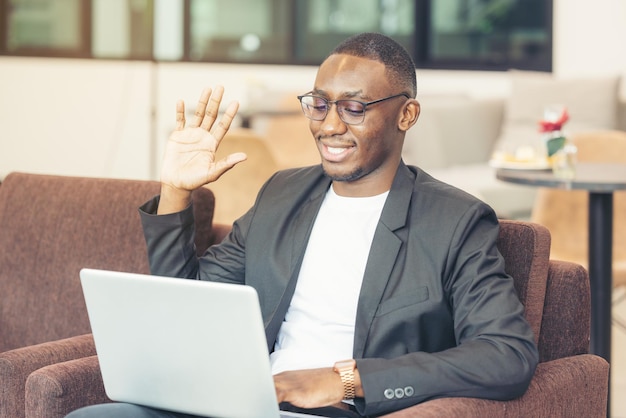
[140,162,538,417]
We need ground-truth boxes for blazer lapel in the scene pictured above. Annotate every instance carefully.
[264,176,330,348]
[353,163,415,358]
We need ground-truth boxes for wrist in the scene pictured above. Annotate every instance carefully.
[157,183,192,215]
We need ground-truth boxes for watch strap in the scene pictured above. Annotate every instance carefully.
[333,359,356,400]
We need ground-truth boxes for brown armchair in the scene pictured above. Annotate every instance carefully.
[0,172,227,418]
[22,220,608,417]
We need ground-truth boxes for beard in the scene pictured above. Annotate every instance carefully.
[322,164,365,182]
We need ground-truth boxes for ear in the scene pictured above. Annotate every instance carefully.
[398,99,420,132]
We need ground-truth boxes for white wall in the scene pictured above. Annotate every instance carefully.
[553,0,626,77]
[0,0,625,181]
[0,57,153,179]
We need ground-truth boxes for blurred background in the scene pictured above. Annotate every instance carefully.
[0,0,624,181]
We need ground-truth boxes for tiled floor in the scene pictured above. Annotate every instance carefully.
[611,286,626,417]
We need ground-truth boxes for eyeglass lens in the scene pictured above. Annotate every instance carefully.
[299,96,366,125]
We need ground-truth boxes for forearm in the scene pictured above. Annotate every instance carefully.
[139,195,248,283]
[139,196,200,278]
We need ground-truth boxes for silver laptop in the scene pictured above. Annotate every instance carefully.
[80,268,328,418]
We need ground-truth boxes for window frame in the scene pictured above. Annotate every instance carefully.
[0,0,553,72]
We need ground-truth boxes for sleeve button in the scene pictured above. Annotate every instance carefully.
[384,388,395,399]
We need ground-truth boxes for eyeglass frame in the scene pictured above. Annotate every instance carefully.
[297,92,410,125]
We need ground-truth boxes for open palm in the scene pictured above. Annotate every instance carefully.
[160,86,247,192]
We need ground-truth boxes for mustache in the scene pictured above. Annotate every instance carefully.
[316,135,354,146]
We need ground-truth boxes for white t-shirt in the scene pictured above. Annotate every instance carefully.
[270,185,389,374]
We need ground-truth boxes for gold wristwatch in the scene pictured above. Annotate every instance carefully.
[333,359,356,400]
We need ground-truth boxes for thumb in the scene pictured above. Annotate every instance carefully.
[208,152,248,181]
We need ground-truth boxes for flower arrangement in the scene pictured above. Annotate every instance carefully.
[539,105,569,157]
[539,105,577,178]
[539,106,569,133]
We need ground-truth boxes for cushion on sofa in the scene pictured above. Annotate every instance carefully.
[402,95,505,170]
[493,70,622,159]
[427,163,538,219]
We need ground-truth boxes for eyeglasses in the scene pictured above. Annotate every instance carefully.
[297,93,410,125]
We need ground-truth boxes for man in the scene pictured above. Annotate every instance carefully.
[68,32,537,418]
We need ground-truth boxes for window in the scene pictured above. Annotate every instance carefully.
[188,0,291,63]
[0,0,552,71]
[292,0,416,65]
[1,0,90,57]
[424,0,552,70]
[91,0,153,59]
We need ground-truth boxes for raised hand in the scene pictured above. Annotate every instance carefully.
[158,86,247,214]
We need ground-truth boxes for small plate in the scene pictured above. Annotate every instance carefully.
[489,159,551,170]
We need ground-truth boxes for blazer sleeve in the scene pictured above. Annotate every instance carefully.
[139,195,247,284]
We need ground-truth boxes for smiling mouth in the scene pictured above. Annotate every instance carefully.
[327,146,346,155]
[320,143,355,163]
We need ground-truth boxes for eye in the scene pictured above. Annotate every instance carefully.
[305,96,328,112]
[339,100,365,115]
[312,98,328,111]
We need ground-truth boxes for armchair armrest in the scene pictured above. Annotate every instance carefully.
[21,353,610,417]
[381,354,609,418]
[25,355,110,418]
[0,333,96,418]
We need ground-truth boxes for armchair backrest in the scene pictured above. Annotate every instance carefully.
[496,219,591,361]
[497,219,551,346]
[0,172,218,352]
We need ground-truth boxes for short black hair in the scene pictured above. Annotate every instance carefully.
[330,32,417,98]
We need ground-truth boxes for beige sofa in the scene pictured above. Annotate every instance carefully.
[401,94,537,218]
[402,71,626,219]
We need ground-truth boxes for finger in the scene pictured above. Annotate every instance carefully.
[207,152,248,182]
[190,88,212,128]
[200,85,225,131]
[223,152,247,166]
[211,101,240,143]
[175,100,185,130]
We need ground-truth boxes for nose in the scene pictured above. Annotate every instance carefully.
[318,102,348,136]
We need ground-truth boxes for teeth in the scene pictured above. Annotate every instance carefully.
[327,147,345,155]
